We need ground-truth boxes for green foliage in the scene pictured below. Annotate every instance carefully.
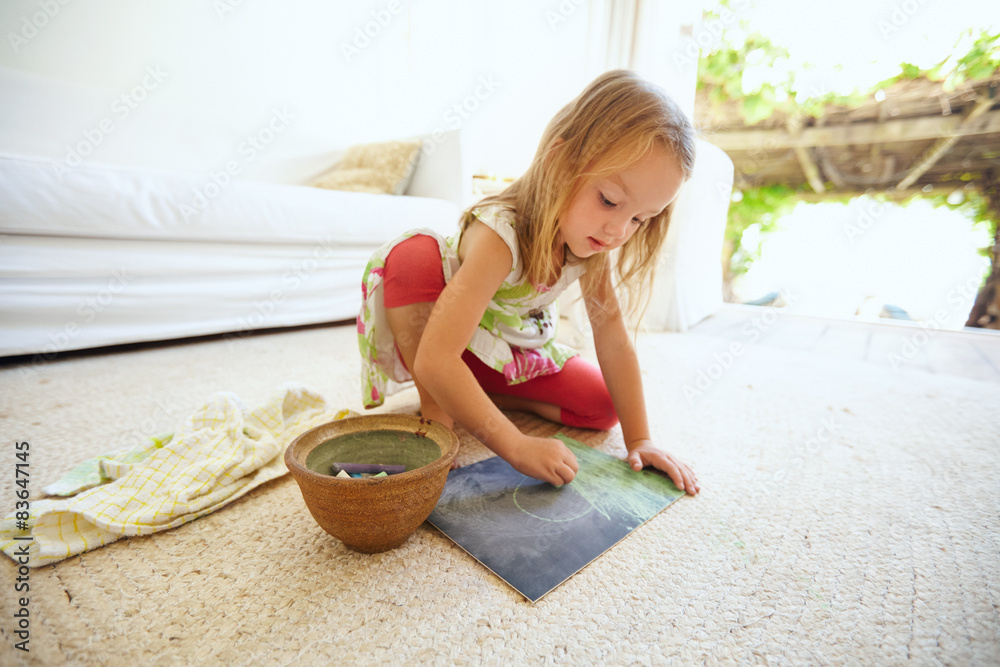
[698,6,999,124]
[946,30,1000,88]
[699,1,999,279]
[696,4,872,123]
[925,190,997,261]
[898,62,924,80]
[698,33,790,125]
[725,185,797,244]
[725,185,803,276]
[875,29,1000,92]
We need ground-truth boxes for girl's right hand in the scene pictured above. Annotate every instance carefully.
[508,435,579,486]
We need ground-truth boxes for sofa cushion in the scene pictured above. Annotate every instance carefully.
[312,139,424,196]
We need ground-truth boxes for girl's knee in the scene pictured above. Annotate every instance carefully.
[542,356,619,430]
[563,388,619,431]
[383,235,446,308]
[589,410,620,431]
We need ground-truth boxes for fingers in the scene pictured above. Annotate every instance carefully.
[513,437,579,487]
[671,460,698,495]
[551,463,576,486]
[565,447,579,474]
[660,458,686,492]
[663,459,699,496]
[682,463,700,495]
[551,444,578,486]
[632,450,700,496]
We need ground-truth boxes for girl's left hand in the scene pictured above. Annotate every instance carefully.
[626,440,700,495]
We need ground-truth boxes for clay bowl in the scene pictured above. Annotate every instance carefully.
[284,414,459,553]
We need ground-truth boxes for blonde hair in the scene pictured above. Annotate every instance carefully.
[464,69,696,324]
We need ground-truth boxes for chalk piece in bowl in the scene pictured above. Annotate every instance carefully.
[335,463,406,475]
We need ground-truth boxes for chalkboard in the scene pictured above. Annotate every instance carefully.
[427,434,685,603]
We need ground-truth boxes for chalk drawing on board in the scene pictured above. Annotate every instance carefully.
[512,479,594,523]
[427,434,685,603]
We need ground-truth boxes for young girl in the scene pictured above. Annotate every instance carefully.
[358,70,699,495]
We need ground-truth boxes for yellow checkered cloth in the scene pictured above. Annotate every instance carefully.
[1,383,354,568]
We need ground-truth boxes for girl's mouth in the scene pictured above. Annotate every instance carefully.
[588,237,607,252]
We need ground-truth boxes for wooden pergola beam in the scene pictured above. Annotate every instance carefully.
[730,178,971,201]
[896,95,997,190]
[707,108,1000,151]
[815,148,847,189]
[788,115,826,194]
[794,146,826,193]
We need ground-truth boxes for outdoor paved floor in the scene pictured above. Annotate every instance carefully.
[688,304,1000,384]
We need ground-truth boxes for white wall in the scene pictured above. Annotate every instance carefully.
[0,0,613,184]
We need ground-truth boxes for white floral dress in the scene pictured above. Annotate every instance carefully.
[357,204,586,408]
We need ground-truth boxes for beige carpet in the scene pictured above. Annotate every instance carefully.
[1,320,998,666]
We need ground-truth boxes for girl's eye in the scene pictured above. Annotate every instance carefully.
[600,191,645,226]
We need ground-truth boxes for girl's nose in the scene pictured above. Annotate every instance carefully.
[604,215,631,239]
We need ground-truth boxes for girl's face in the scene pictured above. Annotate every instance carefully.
[556,146,685,259]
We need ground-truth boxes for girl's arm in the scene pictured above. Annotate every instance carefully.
[584,269,699,495]
[413,220,579,486]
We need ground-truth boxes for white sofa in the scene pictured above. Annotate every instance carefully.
[0,66,472,358]
[0,139,468,358]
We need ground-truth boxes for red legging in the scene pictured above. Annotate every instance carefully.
[382,234,618,431]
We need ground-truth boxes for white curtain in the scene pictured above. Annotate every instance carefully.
[590,0,700,117]
[603,0,640,70]
[645,139,734,331]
